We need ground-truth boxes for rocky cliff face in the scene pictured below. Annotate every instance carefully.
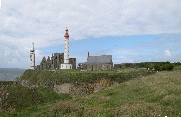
[53,78,114,98]
[13,76,118,98]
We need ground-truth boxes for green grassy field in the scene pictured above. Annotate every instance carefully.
[19,68,153,86]
[1,67,181,116]
[47,67,181,117]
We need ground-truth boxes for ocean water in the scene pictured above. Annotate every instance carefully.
[0,68,27,81]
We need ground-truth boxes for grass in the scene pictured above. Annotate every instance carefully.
[20,68,154,87]
[0,85,72,113]
[48,68,181,116]
[1,67,181,116]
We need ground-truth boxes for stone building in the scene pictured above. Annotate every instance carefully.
[51,53,64,70]
[69,58,76,69]
[37,53,76,70]
[77,52,113,71]
[87,55,113,71]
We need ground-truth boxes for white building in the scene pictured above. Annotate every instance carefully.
[30,42,35,70]
[60,28,72,69]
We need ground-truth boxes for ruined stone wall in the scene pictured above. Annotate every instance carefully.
[38,53,76,70]
[51,56,54,70]
[37,65,40,70]
[40,57,47,70]
[69,58,76,69]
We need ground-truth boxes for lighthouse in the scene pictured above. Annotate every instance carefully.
[60,28,72,69]
[30,42,35,70]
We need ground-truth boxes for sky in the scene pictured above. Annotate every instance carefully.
[0,0,181,69]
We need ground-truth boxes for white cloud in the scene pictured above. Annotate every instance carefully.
[0,0,181,68]
[164,50,172,56]
[1,0,181,39]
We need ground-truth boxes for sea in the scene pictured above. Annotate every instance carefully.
[0,68,27,81]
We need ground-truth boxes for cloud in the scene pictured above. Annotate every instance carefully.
[0,0,181,68]
[164,50,172,56]
[1,0,181,39]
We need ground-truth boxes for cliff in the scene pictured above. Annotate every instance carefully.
[13,69,152,97]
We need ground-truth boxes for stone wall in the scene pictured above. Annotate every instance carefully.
[69,58,76,69]
[87,63,112,71]
[37,53,76,70]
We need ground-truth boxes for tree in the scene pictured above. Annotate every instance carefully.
[154,63,161,71]
[149,65,153,70]
[165,63,174,71]
[161,65,166,71]
[125,63,131,68]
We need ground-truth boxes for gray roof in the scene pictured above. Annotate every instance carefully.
[87,55,112,64]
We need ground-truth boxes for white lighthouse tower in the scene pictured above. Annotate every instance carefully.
[60,28,72,69]
[30,42,35,70]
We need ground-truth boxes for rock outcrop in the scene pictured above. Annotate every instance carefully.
[13,76,118,98]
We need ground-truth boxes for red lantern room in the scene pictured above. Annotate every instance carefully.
[64,27,69,39]
[65,28,68,33]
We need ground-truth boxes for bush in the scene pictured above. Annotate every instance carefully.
[162,65,166,71]
[165,63,174,71]
[154,63,161,71]
[147,65,153,70]
[150,65,153,70]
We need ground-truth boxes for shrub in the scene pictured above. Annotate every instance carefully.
[147,65,153,70]
[149,65,153,70]
[162,65,166,71]
[154,63,161,71]
[165,63,174,71]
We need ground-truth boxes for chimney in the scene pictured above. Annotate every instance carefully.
[88,52,89,57]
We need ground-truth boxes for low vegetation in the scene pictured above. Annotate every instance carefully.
[19,68,154,87]
[1,85,71,112]
[0,66,181,116]
[154,62,174,71]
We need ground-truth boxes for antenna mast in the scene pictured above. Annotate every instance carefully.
[32,42,34,50]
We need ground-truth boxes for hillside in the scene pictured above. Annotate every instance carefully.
[12,69,153,97]
[1,67,181,116]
